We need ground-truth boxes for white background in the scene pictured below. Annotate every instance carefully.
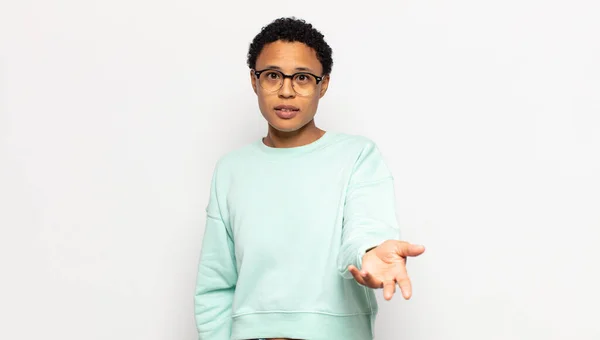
[1,0,599,339]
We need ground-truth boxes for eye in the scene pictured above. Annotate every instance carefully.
[265,71,280,80]
[295,73,313,84]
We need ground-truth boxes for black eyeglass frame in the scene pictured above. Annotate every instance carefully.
[253,69,324,87]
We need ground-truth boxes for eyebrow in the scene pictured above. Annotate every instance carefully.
[264,65,315,73]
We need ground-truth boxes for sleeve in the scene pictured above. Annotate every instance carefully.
[194,164,237,339]
[338,140,401,279]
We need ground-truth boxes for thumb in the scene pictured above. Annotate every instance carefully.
[395,242,426,257]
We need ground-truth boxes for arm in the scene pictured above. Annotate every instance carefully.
[194,166,237,339]
[338,141,401,279]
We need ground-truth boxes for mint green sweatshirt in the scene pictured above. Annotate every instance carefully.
[194,131,401,340]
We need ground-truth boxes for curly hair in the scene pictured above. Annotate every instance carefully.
[247,17,333,76]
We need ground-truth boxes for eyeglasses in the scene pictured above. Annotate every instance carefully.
[253,69,324,96]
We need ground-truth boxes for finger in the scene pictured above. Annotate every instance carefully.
[395,265,413,300]
[395,242,426,258]
[362,271,383,289]
[348,265,367,286]
[382,280,396,301]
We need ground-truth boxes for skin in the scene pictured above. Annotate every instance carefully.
[249,40,426,340]
[350,241,426,301]
[250,40,329,148]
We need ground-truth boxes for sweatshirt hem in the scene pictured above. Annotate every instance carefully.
[230,311,374,340]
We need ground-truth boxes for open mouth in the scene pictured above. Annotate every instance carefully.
[274,105,300,112]
[274,105,300,119]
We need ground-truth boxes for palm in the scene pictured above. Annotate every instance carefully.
[347,240,425,300]
[362,242,406,283]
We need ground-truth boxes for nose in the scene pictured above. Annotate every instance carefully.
[278,77,295,98]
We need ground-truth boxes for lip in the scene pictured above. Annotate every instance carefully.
[274,105,300,111]
[274,105,300,119]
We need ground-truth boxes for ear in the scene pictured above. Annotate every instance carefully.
[250,69,258,94]
[319,75,330,98]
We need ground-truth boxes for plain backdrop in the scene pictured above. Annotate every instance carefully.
[1,0,599,339]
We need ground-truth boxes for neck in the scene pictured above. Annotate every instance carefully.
[264,120,325,148]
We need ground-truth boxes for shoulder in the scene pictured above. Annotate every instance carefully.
[332,131,382,154]
[334,132,392,174]
[211,139,260,175]
[333,133,394,183]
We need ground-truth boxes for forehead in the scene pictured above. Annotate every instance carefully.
[255,40,323,74]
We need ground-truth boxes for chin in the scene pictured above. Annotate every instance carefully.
[269,123,302,132]
[268,119,307,133]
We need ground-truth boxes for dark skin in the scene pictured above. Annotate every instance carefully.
[250,40,329,148]
[250,40,426,340]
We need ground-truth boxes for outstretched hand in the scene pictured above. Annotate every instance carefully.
[348,240,425,301]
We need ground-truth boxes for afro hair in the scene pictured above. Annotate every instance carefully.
[247,17,333,76]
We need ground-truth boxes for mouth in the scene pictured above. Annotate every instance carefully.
[274,105,300,119]
[274,105,300,111]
